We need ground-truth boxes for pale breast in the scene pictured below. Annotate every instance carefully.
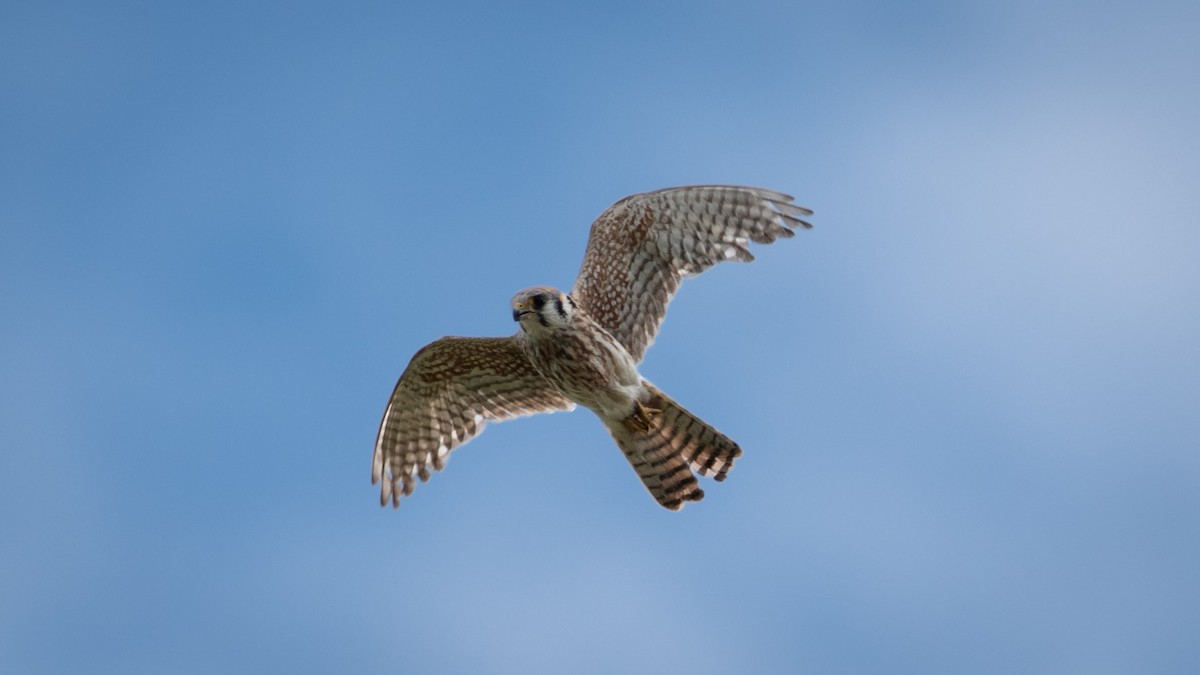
[523,318,642,418]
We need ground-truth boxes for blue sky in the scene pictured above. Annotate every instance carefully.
[2,0,1198,672]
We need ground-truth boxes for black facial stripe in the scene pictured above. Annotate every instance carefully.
[553,297,565,319]
[531,295,545,310]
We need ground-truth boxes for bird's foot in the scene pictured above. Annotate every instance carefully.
[623,399,663,433]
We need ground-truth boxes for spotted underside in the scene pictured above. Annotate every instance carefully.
[373,185,811,508]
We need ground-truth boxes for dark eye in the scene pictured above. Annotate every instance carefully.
[531,295,545,310]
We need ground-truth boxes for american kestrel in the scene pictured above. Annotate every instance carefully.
[373,185,812,510]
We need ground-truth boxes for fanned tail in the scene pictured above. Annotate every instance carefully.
[604,383,742,511]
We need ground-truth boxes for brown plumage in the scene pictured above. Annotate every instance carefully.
[605,383,741,510]
[372,185,812,510]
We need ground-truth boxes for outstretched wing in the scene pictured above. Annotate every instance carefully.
[372,336,574,507]
[570,185,812,362]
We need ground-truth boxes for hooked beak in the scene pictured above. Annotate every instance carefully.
[513,308,531,322]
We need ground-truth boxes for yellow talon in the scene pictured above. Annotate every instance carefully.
[624,399,662,433]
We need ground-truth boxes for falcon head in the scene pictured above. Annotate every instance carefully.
[512,286,575,333]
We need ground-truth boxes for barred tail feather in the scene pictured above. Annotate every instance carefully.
[605,383,743,511]
[648,384,742,482]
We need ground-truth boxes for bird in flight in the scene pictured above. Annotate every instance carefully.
[373,185,812,510]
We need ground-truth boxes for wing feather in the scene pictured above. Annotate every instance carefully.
[570,185,812,362]
[372,336,574,507]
